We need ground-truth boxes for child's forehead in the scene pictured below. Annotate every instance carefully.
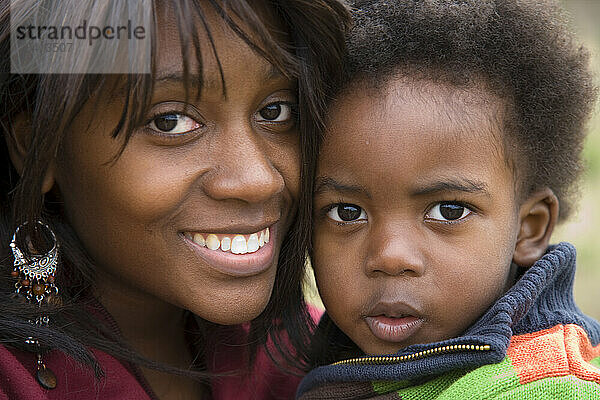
[328,75,507,144]
[320,75,515,193]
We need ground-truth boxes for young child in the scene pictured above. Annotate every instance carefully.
[298,0,600,398]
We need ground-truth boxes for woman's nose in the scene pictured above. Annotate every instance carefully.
[200,128,285,204]
[364,228,425,278]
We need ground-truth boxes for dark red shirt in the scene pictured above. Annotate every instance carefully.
[0,323,304,400]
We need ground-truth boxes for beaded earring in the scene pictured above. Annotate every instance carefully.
[10,220,60,390]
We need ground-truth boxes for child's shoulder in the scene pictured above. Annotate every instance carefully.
[418,329,600,399]
[432,325,600,399]
[505,323,600,386]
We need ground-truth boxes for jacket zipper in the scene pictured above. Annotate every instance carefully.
[332,343,492,366]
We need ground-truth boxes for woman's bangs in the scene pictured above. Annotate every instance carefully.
[166,0,299,93]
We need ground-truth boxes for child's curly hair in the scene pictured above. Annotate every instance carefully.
[341,0,596,221]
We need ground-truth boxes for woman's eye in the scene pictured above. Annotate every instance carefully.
[426,202,472,222]
[147,113,201,134]
[326,203,367,223]
[256,102,294,123]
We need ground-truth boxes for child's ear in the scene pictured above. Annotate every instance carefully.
[5,113,56,194]
[513,187,558,267]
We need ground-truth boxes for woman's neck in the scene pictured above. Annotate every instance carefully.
[94,272,208,399]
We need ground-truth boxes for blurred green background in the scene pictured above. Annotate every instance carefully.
[304,0,600,321]
[554,0,600,321]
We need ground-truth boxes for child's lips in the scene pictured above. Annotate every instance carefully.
[364,315,424,343]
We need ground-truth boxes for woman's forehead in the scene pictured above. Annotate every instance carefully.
[152,1,290,93]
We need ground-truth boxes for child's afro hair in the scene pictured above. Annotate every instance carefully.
[342,0,596,221]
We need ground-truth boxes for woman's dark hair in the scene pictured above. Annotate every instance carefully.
[335,0,596,222]
[0,0,349,380]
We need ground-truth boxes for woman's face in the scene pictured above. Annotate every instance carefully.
[51,5,300,324]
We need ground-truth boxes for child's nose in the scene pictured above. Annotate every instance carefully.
[364,233,425,277]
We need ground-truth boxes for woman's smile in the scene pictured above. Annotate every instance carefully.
[182,225,277,277]
[184,226,271,254]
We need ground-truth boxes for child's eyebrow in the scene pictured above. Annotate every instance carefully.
[314,176,371,198]
[410,178,490,197]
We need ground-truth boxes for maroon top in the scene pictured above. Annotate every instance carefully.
[0,305,323,399]
[0,324,304,400]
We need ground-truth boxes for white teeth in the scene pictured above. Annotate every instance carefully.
[231,235,248,254]
[193,233,205,247]
[247,234,259,252]
[187,227,270,255]
[206,234,220,251]
[220,236,231,251]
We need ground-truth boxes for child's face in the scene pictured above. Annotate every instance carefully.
[313,78,521,355]
[52,5,299,325]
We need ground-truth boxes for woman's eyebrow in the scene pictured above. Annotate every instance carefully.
[410,178,490,197]
[314,176,371,198]
[151,65,284,98]
[110,71,205,99]
[154,72,202,88]
[155,64,282,87]
[265,64,283,80]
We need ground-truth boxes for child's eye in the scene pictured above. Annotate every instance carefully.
[147,113,201,135]
[326,203,368,223]
[425,202,472,222]
[256,102,295,123]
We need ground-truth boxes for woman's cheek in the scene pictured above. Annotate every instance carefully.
[276,142,301,200]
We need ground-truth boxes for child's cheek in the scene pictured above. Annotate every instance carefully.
[313,223,365,325]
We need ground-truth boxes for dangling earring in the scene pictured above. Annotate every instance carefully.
[10,220,59,390]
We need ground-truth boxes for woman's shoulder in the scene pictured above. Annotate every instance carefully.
[208,306,324,400]
[0,344,152,400]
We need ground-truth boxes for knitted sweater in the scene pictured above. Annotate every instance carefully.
[297,243,600,399]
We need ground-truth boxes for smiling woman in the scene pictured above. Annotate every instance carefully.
[0,0,349,399]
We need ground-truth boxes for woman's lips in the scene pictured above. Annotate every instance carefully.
[364,315,424,343]
[181,225,277,277]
